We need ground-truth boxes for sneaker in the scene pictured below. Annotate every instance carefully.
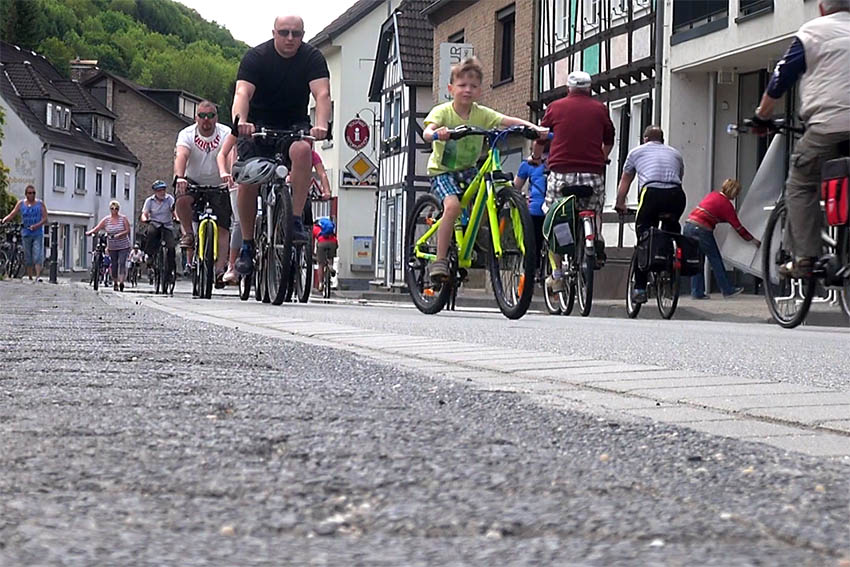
[180,233,194,248]
[546,270,566,293]
[235,242,255,276]
[723,287,744,298]
[428,258,450,282]
[292,217,309,243]
[113,283,119,291]
[222,267,239,284]
[778,257,815,279]
[36,278,43,283]
[594,242,607,269]
[214,272,226,289]
[692,294,710,300]
[119,282,124,292]
[631,288,648,304]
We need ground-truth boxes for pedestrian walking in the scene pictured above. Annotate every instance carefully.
[87,200,132,291]
[1,184,48,282]
[684,179,761,299]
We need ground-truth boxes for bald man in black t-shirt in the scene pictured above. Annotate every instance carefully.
[232,14,331,277]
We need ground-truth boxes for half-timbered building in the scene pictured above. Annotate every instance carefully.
[368,0,433,289]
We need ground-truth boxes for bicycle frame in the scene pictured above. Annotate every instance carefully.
[413,132,524,269]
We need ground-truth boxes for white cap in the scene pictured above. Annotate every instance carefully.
[567,71,592,88]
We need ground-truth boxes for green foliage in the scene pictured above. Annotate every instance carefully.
[4,0,249,117]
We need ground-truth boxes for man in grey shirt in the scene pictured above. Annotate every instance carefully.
[615,126,687,304]
[140,179,177,278]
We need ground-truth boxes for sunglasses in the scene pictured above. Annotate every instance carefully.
[110,206,119,210]
[197,112,216,119]
[26,192,35,195]
[275,28,304,38]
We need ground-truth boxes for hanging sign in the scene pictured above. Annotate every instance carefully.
[344,118,370,150]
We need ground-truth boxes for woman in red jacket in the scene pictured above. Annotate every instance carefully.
[683,179,761,299]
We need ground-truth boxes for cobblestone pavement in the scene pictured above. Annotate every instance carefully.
[1,281,848,566]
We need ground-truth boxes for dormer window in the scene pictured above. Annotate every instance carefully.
[180,97,197,119]
[46,102,71,130]
[92,115,114,142]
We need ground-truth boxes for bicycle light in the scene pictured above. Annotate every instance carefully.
[275,165,289,179]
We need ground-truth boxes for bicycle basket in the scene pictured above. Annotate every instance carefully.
[543,195,577,255]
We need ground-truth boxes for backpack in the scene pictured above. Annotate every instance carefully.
[542,196,577,256]
[317,217,335,237]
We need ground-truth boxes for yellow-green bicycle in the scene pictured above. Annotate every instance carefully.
[405,125,544,319]
[188,183,229,299]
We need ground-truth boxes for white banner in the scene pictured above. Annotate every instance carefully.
[438,43,474,103]
[716,134,788,279]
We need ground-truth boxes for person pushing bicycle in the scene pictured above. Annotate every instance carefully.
[614,126,686,305]
[423,56,547,283]
[752,0,850,278]
[530,70,615,292]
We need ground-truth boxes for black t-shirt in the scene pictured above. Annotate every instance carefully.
[236,40,330,129]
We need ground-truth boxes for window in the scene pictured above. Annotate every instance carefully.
[93,116,114,142]
[496,5,515,84]
[63,108,71,129]
[448,30,465,43]
[53,161,65,189]
[555,0,569,40]
[383,96,393,140]
[110,170,117,198]
[124,173,130,200]
[738,0,773,19]
[95,168,103,196]
[46,103,53,126]
[586,0,600,28]
[74,165,86,193]
[392,92,401,137]
[181,97,197,119]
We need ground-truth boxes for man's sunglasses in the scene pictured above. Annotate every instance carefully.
[197,112,216,119]
[276,28,304,38]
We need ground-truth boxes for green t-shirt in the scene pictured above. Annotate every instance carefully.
[424,102,505,176]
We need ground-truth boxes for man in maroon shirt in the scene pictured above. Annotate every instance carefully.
[532,71,615,291]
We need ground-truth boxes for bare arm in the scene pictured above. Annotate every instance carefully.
[513,176,526,192]
[602,144,614,158]
[755,93,779,119]
[2,200,22,224]
[35,202,48,230]
[174,145,190,194]
[86,217,107,235]
[309,77,331,139]
[314,161,331,199]
[615,171,636,212]
[423,123,449,143]
[233,80,256,135]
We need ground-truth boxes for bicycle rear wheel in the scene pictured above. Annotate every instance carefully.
[267,188,293,306]
[542,252,562,315]
[488,188,536,320]
[575,222,595,317]
[762,201,815,328]
[92,255,101,291]
[625,253,641,319]
[656,267,680,319]
[323,263,332,298]
[294,242,312,303]
[405,193,451,315]
[836,225,849,321]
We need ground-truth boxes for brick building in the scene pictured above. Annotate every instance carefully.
[423,0,538,173]
[71,66,201,220]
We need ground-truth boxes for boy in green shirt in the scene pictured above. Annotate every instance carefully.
[423,57,547,282]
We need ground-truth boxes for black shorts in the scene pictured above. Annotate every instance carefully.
[236,122,312,162]
[188,187,232,231]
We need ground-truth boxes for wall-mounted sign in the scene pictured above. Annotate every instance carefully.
[438,43,474,102]
[344,118,370,150]
[344,151,378,183]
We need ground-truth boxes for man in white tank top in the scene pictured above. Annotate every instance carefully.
[174,100,236,281]
[754,0,850,276]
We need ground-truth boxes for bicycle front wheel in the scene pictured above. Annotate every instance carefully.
[92,255,101,291]
[294,242,312,303]
[762,201,815,328]
[488,188,536,320]
[625,253,641,319]
[405,193,451,315]
[656,267,680,319]
[201,228,214,299]
[267,189,293,305]
[836,225,849,321]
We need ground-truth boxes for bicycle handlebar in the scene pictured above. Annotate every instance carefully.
[447,124,547,142]
[727,117,805,137]
[232,114,330,143]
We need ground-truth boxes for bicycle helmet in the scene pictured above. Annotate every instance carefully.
[231,158,276,185]
[151,179,168,191]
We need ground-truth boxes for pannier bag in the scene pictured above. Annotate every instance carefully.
[637,227,674,272]
[543,195,576,256]
[821,157,849,226]
[674,234,702,276]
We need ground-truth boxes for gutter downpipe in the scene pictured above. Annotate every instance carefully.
[653,0,665,122]
[704,72,717,290]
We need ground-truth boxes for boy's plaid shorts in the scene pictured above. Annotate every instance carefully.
[430,167,478,203]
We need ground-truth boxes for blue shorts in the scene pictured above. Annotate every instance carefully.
[430,167,478,203]
[22,235,44,266]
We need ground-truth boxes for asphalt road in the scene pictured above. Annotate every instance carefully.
[1,280,848,566]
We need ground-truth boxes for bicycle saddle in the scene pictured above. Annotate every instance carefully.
[561,185,594,198]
